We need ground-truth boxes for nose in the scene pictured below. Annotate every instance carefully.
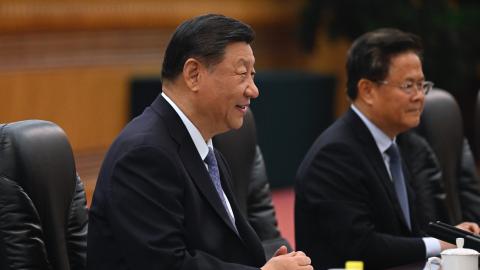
[411,88,425,101]
[245,79,259,99]
[413,85,425,95]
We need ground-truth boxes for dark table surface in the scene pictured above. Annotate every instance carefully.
[386,261,426,270]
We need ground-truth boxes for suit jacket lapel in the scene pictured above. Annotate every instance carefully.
[179,144,239,234]
[151,95,249,236]
[347,109,412,230]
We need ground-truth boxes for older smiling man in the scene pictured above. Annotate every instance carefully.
[87,14,312,270]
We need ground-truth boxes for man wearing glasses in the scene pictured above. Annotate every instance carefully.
[294,28,480,270]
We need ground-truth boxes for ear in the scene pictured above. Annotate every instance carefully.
[357,78,377,106]
[183,58,202,92]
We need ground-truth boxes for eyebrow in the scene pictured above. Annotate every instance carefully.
[237,58,254,67]
[403,75,425,82]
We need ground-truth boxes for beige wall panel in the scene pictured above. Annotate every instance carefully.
[0,0,352,201]
[0,65,158,151]
[0,0,303,32]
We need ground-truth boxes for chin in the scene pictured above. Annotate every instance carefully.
[228,118,244,130]
[405,119,421,130]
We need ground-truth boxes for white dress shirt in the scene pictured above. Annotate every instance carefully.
[161,92,235,222]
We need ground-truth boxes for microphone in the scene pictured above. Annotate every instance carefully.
[426,221,480,251]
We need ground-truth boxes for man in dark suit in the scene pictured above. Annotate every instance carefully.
[87,14,312,270]
[294,28,479,270]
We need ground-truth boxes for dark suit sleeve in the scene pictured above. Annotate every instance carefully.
[106,146,259,270]
[296,143,425,269]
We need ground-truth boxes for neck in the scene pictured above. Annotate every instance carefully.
[163,87,214,141]
[353,101,397,139]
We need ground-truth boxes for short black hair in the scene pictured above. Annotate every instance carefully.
[346,28,423,100]
[161,14,255,81]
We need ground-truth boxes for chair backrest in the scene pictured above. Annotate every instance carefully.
[416,89,464,224]
[0,120,88,270]
[213,109,291,257]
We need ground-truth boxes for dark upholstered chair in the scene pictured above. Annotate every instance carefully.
[0,120,88,270]
[214,109,291,258]
[416,89,465,224]
[412,89,480,225]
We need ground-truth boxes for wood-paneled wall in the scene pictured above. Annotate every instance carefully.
[0,65,156,150]
[0,0,312,153]
[0,0,353,201]
[0,0,304,32]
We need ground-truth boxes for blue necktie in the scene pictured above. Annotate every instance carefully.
[204,147,236,229]
[386,143,411,230]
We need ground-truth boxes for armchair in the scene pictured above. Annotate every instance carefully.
[415,89,480,224]
[0,120,88,270]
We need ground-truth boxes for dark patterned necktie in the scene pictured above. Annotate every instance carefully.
[386,143,411,230]
[204,147,236,229]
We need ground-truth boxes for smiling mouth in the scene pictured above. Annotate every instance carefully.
[236,105,248,110]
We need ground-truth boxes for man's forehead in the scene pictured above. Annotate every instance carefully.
[236,58,255,66]
[387,53,422,74]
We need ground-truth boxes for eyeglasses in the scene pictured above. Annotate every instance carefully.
[376,80,434,95]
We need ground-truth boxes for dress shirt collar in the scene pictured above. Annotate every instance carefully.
[351,104,395,154]
[162,92,212,160]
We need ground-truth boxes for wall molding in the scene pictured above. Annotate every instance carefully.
[0,0,302,32]
[0,29,169,71]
